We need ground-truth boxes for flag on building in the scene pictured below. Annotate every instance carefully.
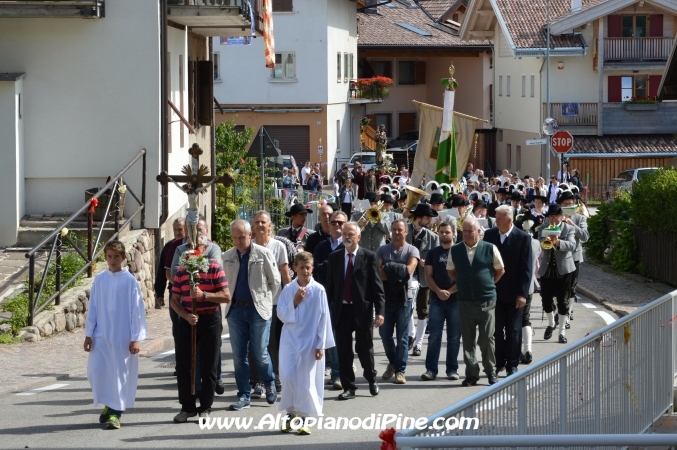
[263,0,276,68]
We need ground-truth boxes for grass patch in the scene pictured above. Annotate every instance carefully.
[0,331,23,344]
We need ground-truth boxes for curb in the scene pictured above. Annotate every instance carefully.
[138,335,175,357]
[577,284,630,318]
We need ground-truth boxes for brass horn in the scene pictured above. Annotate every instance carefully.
[541,237,554,250]
[403,185,428,212]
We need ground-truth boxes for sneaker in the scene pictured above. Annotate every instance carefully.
[412,345,422,356]
[382,364,395,380]
[280,414,297,433]
[99,406,110,424]
[265,385,278,404]
[394,372,406,384]
[251,382,265,399]
[447,371,460,380]
[173,410,197,423]
[229,398,250,411]
[298,418,312,436]
[106,415,120,430]
[275,376,282,394]
[421,371,436,381]
[198,410,210,418]
[332,379,343,390]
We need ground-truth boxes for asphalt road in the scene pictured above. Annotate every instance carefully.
[3,295,617,449]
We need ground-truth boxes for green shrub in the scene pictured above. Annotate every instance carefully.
[631,167,677,234]
[604,220,637,273]
[584,191,632,262]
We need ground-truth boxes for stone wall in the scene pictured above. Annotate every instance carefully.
[27,229,156,341]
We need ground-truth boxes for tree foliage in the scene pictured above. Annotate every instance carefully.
[630,167,677,234]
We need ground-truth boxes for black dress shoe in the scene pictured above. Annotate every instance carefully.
[488,375,499,385]
[412,346,421,356]
[337,390,356,400]
[369,382,380,396]
[461,378,478,387]
[521,351,533,364]
[215,380,225,395]
[565,322,571,329]
[558,334,568,344]
[544,326,554,340]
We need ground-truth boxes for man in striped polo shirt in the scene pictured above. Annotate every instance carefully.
[171,234,231,423]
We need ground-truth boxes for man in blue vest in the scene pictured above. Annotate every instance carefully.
[447,217,505,386]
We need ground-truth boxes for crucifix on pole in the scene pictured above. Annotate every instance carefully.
[156,143,233,249]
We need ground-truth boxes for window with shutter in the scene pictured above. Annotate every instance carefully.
[649,14,663,37]
[273,0,292,12]
[608,15,622,38]
[608,76,622,102]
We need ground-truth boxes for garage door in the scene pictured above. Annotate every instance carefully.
[264,125,310,166]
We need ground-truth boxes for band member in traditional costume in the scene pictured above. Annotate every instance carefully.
[487,187,509,218]
[279,204,316,250]
[538,205,577,344]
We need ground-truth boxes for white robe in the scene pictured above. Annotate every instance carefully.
[85,268,148,411]
[277,278,335,416]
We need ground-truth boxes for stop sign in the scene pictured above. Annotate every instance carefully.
[551,130,574,154]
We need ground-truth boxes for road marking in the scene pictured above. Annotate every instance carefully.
[581,303,597,309]
[594,310,616,325]
[16,383,69,396]
[152,349,175,359]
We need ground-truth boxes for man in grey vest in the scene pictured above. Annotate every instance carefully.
[447,217,505,386]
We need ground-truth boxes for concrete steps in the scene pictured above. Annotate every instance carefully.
[16,214,129,249]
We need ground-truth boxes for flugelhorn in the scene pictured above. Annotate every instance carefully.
[358,201,384,230]
[403,185,427,212]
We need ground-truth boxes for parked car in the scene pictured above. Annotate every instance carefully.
[608,167,658,192]
[387,140,417,172]
[387,130,419,148]
[349,152,376,171]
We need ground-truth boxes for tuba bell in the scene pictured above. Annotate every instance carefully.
[403,185,428,212]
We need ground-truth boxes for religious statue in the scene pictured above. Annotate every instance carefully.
[375,124,387,168]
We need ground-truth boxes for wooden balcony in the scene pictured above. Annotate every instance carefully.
[604,37,673,62]
[167,0,262,37]
[542,102,598,135]
[0,0,104,18]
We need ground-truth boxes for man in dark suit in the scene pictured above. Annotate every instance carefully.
[483,205,533,376]
[487,187,508,218]
[326,222,386,400]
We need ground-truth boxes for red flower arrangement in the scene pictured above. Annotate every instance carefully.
[624,95,657,104]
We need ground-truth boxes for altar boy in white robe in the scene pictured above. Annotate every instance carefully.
[83,240,148,430]
[277,252,335,435]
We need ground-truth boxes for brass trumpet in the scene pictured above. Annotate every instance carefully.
[541,237,555,250]
[358,201,384,230]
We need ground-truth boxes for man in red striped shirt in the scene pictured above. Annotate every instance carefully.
[170,234,231,423]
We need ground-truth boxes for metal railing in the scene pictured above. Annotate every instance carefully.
[24,149,146,326]
[542,102,598,126]
[396,289,677,449]
[604,37,673,61]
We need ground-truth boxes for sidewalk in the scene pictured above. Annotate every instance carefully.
[0,305,177,397]
[577,259,675,316]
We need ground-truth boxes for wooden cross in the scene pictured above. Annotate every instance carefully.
[156,143,233,247]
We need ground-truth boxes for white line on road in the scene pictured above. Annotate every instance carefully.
[594,310,616,325]
[152,349,175,359]
[16,383,69,396]
[581,303,597,309]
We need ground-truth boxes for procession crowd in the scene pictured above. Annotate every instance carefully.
[81,163,589,436]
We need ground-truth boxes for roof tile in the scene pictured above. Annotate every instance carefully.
[570,134,677,155]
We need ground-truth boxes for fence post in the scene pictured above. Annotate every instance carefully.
[594,340,601,434]
[55,234,62,306]
[87,210,93,277]
[28,255,35,327]
[560,357,567,434]
[518,378,527,437]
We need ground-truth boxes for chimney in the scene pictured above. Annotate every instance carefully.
[571,0,582,12]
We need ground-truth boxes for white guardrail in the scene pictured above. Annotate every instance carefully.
[396,290,677,450]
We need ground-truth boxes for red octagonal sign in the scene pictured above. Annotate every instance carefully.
[551,130,574,154]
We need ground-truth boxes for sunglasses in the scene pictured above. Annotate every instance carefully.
[330,221,345,226]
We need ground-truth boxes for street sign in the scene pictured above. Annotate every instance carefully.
[551,130,574,154]
[526,138,548,146]
[317,145,324,155]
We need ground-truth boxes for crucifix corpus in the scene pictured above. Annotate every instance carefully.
[157,143,233,249]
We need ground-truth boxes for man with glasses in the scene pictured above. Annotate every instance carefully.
[312,211,346,389]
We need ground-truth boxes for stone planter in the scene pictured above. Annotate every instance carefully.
[624,103,659,111]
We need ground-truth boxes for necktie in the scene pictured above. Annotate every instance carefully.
[344,253,353,303]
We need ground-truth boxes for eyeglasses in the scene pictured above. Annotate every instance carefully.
[330,221,345,226]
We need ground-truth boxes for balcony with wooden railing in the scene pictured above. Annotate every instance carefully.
[604,37,673,62]
[0,0,104,18]
[543,102,598,125]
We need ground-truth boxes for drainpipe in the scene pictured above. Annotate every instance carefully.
[210,37,216,241]
[157,0,168,261]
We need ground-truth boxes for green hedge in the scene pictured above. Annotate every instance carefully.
[584,191,631,263]
[631,167,677,234]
